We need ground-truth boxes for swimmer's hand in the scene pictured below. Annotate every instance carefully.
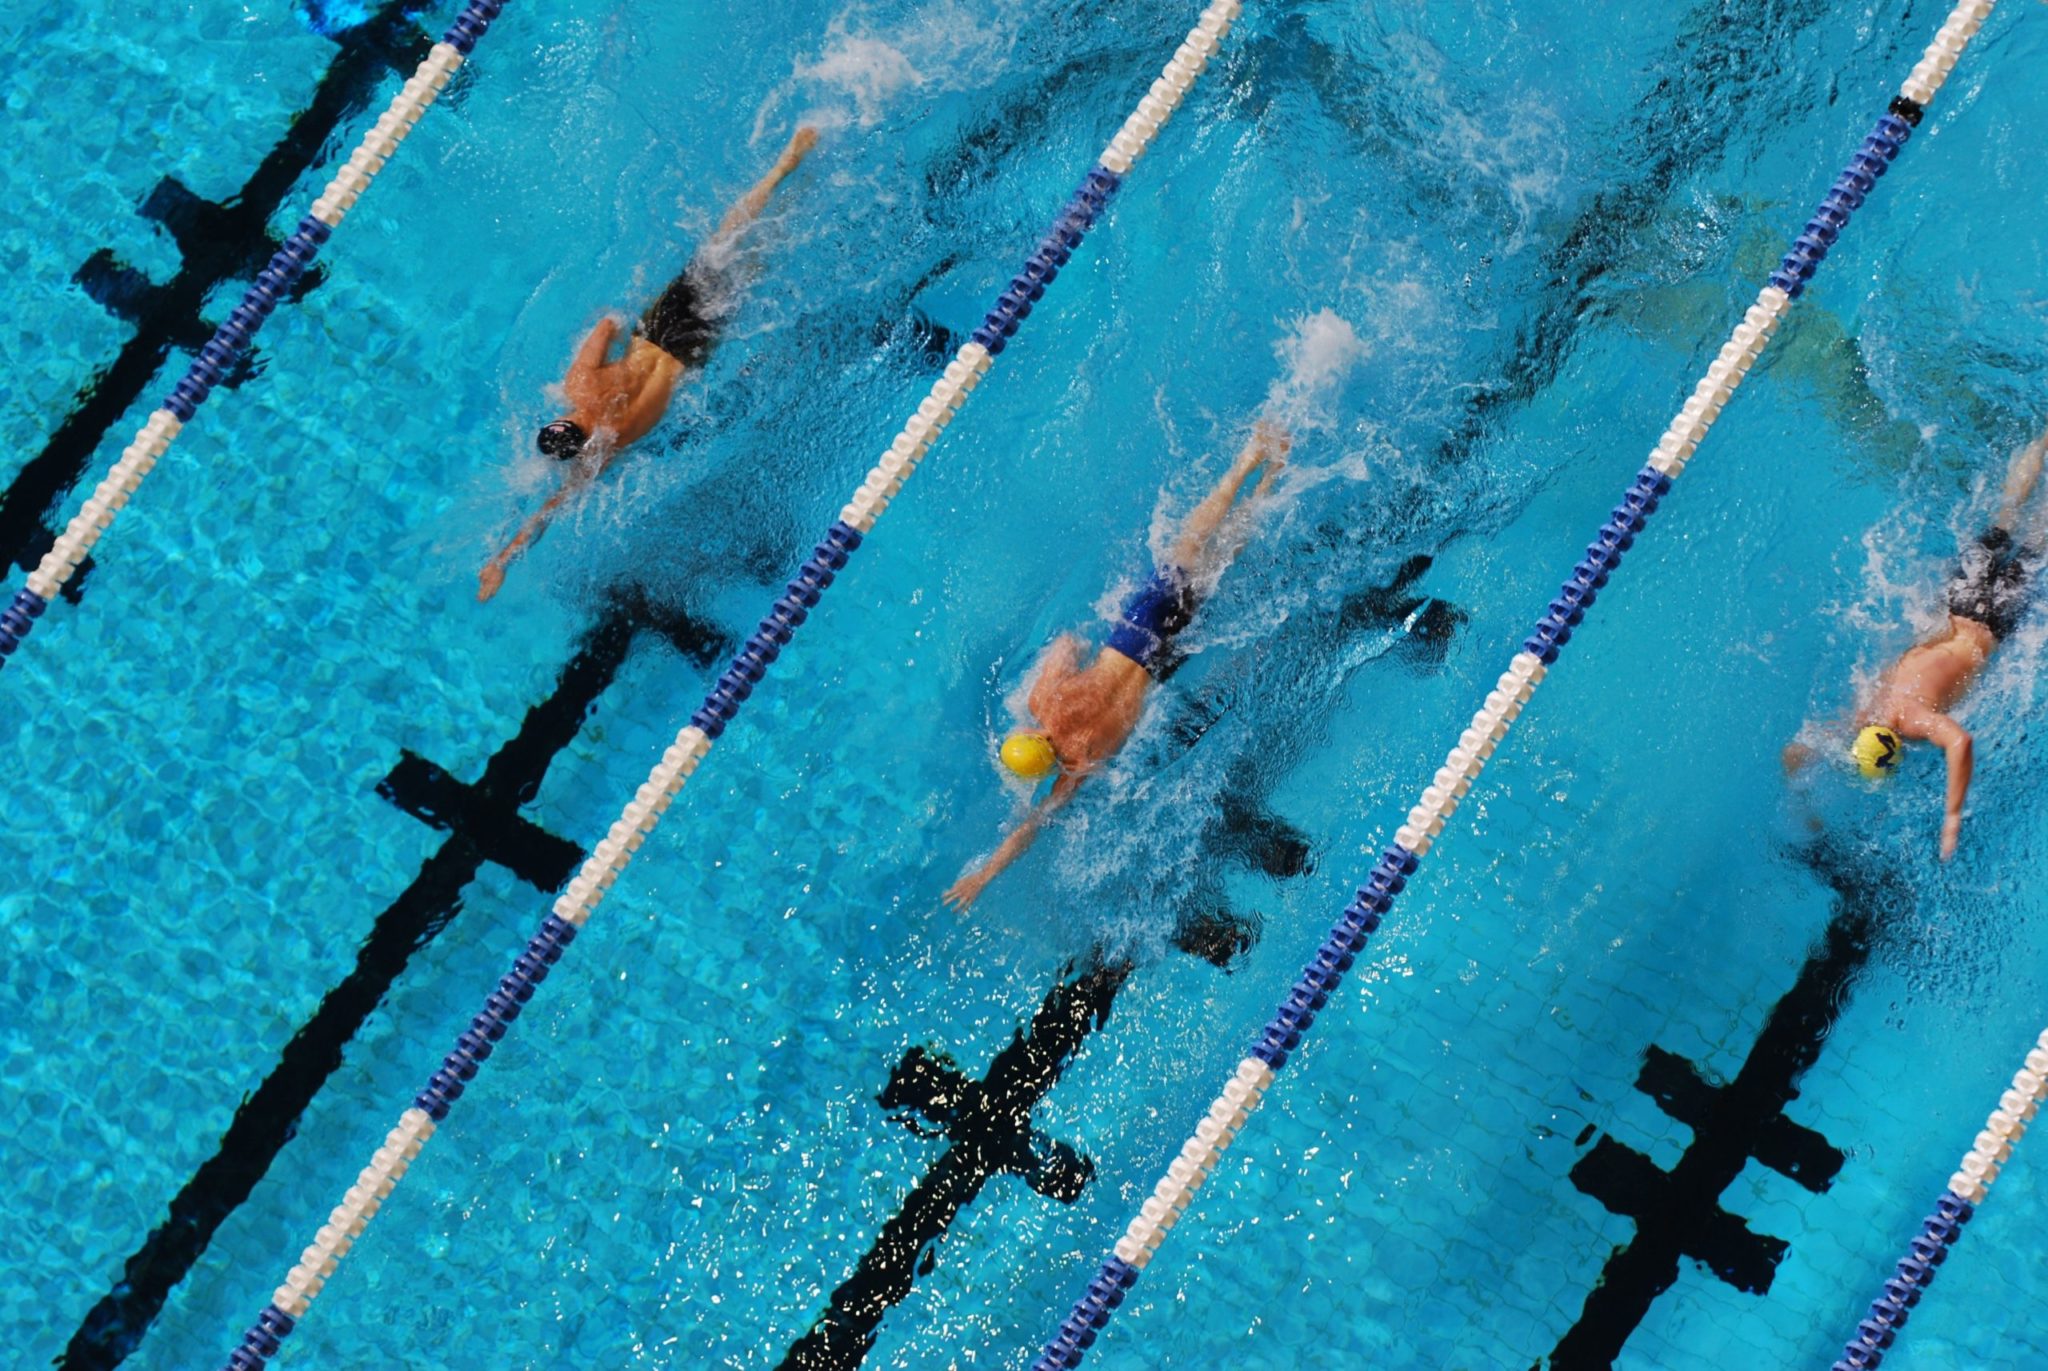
[1781,741,1815,775]
[1940,812,1963,861]
[943,869,990,912]
[942,868,992,914]
[945,795,1061,912]
[478,562,506,602]
[1252,419,1292,461]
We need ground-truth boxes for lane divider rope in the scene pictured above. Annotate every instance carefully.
[1828,1024,2048,1370]
[0,0,508,668]
[1025,3,1997,1366]
[212,2,1247,1366]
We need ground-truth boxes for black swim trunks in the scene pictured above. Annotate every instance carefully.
[1105,566,1202,677]
[637,268,723,371]
[1947,525,2038,640]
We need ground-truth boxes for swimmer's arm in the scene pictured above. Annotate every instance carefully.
[1913,710,1974,860]
[942,774,1082,913]
[568,317,622,379]
[563,317,626,418]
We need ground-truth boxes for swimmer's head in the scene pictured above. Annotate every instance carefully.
[537,419,589,461]
[1851,725,1904,779]
[1000,731,1059,781]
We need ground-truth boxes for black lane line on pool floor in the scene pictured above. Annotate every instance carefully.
[0,0,436,596]
[56,594,727,1371]
[1544,839,1908,1370]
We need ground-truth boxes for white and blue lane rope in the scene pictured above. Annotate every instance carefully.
[1828,1023,2048,1370]
[1026,4,1998,1367]
[214,3,1247,1366]
[0,1,508,668]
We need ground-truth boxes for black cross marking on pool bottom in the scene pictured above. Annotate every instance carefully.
[0,0,436,596]
[1544,840,1906,1369]
[56,593,727,1370]
[777,885,1301,1369]
[780,958,1135,1369]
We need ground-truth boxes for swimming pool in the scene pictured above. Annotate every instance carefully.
[4,0,2047,1366]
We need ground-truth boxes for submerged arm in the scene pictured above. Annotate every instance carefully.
[1912,709,1974,860]
[943,774,1082,913]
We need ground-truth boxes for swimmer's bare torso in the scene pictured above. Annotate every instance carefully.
[1862,617,1993,736]
[943,425,1289,912]
[1025,634,1151,780]
[559,320,683,463]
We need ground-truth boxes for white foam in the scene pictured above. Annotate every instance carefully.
[753,1,1022,137]
[1262,308,1368,433]
[797,31,927,128]
[1384,33,1569,250]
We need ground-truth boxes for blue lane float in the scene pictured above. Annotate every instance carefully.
[213,2,1248,1365]
[5,1,508,669]
[1828,1025,2047,1371]
[1027,2,2003,1366]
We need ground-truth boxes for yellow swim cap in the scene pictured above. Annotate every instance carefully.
[1851,725,1904,779]
[1000,732,1059,780]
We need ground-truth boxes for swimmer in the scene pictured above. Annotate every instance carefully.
[478,126,819,601]
[1786,428,2048,859]
[942,421,1291,912]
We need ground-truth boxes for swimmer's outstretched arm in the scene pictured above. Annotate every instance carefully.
[942,774,1081,913]
[1914,709,1974,861]
[1891,701,1974,859]
[479,472,589,601]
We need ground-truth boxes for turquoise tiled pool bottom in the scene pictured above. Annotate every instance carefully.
[2,0,2047,1368]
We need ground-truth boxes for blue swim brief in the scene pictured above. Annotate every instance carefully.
[1105,566,1199,673]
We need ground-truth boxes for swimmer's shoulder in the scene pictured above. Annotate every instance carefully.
[623,335,681,371]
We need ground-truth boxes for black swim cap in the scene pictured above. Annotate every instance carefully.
[537,420,588,460]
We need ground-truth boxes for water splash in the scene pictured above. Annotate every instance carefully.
[1262,308,1369,434]
[752,0,1023,137]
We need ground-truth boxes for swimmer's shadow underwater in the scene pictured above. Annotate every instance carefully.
[1134,550,1468,968]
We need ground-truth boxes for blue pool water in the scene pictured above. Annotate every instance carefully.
[3,1,2047,1367]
